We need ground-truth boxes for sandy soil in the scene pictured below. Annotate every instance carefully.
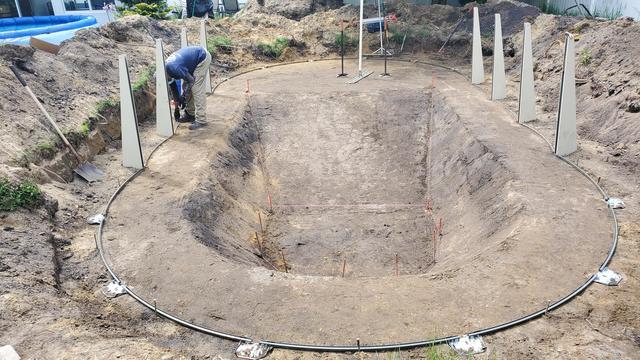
[99,60,611,349]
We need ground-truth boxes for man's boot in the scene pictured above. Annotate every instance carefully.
[177,112,195,123]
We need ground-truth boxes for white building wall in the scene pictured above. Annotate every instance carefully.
[50,0,118,25]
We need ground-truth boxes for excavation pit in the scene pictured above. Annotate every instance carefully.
[102,61,613,346]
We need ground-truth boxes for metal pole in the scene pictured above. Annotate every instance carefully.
[380,3,390,77]
[338,21,348,77]
[358,0,363,76]
[14,0,22,17]
[377,0,383,54]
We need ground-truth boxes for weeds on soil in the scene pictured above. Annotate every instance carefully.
[334,32,356,49]
[580,47,592,66]
[132,64,156,92]
[35,141,58,160]
[0,178,42,212]
[257,37,290,59]
[94,98,119,114]
[207,35,233,54]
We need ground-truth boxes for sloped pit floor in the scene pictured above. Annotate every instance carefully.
[253,89,434,277]
[102,61,612,345]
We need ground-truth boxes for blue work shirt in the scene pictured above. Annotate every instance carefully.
[165,46,207,84]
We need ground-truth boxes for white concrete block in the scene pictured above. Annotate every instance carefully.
[199,20,212,94]
[555,33,578,156]
[155,39,174,137]
[471,7,485,84]
[180,27,188,49]
[119,54,144,170]
[518,22,536,123]
[0,345,20,360]
[491,14,507,100]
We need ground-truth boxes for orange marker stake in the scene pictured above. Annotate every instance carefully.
[432,228,437,263]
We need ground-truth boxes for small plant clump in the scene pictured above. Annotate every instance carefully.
[132,64,156,92]
[334,32,356,49]
[118,0,173,20]
[387,23,411,45]
[0,177,43,212]
[424,345,459,360]
[94,98,119,114]
[257,37,290,59]
[580,48,592,66]
[35,141,58,160]
[207,36,233,54]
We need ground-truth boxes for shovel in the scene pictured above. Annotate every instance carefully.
[10,65,105,182]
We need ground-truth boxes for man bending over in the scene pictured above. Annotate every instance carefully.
[166,46,212,130]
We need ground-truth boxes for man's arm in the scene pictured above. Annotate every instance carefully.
[181,72,195,99]
[168,80,185,109]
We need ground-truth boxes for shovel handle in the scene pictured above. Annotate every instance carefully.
[10,65,82,162]
[9,65,27,87]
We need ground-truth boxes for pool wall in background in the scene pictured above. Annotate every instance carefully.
[0,15,97,45]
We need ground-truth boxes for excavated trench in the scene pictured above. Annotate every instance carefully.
[182,84,520,279]
[102,61,611,345]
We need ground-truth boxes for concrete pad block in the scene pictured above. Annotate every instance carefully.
[555,33,578,156]
[119,54,144,170]
[492,14,506,100]
[180,27,188,49]
[199,20,212,94]
[518,22,536,123]
[472,7,485,84]
[0,345,20,360]
[155,39,174,137]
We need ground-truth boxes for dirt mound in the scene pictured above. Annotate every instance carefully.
[500,14,640,170]
[0,15,181,182]
[242,0,343,21]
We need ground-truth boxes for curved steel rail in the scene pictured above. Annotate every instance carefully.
[95,58,619,352]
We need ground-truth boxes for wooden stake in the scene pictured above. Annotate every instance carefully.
[342,258,346,277]
[438,218,444,236]
[245,79,250,94]
[255,231,262,252]
[425,198,432,211]
[432,229,437,264]
[281,249,288,273]
[267,193,273,213]
[395,253,399,276]
[597,176,601,185]
[258,211,263,234]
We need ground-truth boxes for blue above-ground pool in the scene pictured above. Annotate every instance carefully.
[0,16,98,46]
